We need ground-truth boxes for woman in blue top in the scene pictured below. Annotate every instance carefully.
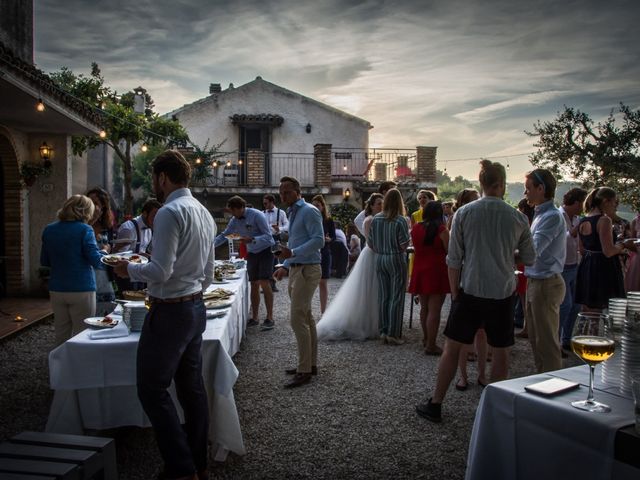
[41,195,108,346]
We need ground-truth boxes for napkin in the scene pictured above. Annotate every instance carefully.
[89,317,131,340]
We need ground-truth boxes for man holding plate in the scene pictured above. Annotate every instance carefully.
[114,150,216,480]
[214,196,276,330]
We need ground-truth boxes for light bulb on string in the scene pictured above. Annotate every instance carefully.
[36,98,45,112]
[226,160,232,167]
[238,159,243,165]
[99,130,107,139]
[141,143,148,152]
[343,164,347,171]
[195,157,202,165]
[212,160,218,167]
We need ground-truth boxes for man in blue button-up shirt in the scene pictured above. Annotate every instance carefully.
[524,168,567,373]
[215,196,275,329]
[274,176,324,388]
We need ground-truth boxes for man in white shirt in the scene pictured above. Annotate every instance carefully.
[114,199,161,254]
[558,187,588,353]
[263,194,288,292]
[353,181,396,235]
[114,199,162,293]
[114,150,216,480]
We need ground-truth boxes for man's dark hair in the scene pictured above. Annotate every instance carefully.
[379,181,397,194]
[280,176,301,193]
[263,194,276,203]
[478,160,506,191]
[227,195,247,209]
[563,187,588,206]
[152,150,191,185]
[141,199,162,215]
[525,168,557,200]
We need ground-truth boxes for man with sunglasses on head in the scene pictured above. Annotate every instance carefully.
[524,168,567,373]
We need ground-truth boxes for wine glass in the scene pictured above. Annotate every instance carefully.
[570,312,616,412]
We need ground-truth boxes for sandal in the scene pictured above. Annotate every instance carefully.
[455,379,468,391]
[424,346,443,356]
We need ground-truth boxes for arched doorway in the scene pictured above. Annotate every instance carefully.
[0,132,24,297]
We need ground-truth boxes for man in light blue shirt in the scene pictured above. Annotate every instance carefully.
[524,168,567,373]
[215,196,275,329]
[274,176,325,388]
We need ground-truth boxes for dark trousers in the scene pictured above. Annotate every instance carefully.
[137,299,209,478]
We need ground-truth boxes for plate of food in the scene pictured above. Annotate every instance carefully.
[101,253,149,266]
[203,288,234,300]
[225,233,242,240]
[205,299,234,309]
[84,316,119,328]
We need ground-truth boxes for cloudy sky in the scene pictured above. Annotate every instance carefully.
[34,0,640,181]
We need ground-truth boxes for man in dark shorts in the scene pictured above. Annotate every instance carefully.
[215,196,275,330]
[416,159,536,423]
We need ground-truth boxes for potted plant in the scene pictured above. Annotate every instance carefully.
[19,162,52,187]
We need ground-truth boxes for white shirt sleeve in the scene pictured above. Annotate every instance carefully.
[279,208,289,232]
[354,210,366,235]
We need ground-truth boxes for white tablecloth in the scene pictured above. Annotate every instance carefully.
[466,365,639,480]
[46,269,249,459]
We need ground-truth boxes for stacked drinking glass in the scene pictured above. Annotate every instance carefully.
[620,292,640,394]
[602,298,626,388]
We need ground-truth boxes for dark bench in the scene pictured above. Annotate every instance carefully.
[0,431,117,479]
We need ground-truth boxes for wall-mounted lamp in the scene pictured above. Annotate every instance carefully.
[344,188,351,201]
[39,142,52,160]
[305,123,312,134]
[39,142,53,168]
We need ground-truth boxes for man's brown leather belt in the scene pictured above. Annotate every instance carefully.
[148,292,203,304]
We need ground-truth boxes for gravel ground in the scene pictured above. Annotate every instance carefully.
[0,278,580,479]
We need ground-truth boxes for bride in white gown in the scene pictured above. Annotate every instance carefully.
[317,193,384,341]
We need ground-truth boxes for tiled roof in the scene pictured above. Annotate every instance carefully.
[0,41,102,125]
[230,113,284,126]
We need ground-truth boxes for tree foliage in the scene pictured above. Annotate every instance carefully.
[49,63,189,215]
[436,170,477,203]
[330,202,360,230]
[527,104,640,210]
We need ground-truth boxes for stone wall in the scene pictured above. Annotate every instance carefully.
[314,144,331,187]
[416,146,437,184]
[247,150,265,186]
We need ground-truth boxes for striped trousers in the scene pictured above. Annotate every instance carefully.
[376,252,407,338]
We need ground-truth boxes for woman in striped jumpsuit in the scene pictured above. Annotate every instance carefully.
[368,188,411,344]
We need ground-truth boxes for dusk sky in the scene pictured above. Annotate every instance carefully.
[34,0,640,181]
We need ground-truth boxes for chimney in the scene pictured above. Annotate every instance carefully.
[209,83,222,94]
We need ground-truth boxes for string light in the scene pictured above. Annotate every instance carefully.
[238,159,243,165]
[212,160,218,167]
[226,160,232,167]
[342,164,347,171]
[36,98,45,112]
[195,157,202,164]
[141,143,148,152]
[99,130,107,139]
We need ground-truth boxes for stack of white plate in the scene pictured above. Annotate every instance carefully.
[619,292,640,394]
[123,301,148,332]
[601,298,626,387]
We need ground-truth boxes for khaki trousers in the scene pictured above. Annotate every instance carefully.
[288,264,321,373]
[526,274,566,373]
[50,291,96,347]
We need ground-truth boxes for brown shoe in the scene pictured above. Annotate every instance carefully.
[285,366,318,375]
[284,373,312,388]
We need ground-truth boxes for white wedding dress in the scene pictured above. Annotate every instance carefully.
[316,245,379,341]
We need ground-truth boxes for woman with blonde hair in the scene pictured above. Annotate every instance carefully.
[575,187,635,310]
[312,195,336,314]
[41,195,109,346]
[368,188,410,344]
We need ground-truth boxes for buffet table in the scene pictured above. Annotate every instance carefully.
[466,365,639,480]
[46,268,249,460]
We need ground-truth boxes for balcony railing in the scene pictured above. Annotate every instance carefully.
[332,148,417,182]
[187,148,419,188]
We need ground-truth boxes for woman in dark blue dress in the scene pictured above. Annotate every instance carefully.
[312,195,335,314]
[575,187,634,310]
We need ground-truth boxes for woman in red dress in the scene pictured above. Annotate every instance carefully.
[408,201,450,355]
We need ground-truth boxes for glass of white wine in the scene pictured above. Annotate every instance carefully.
[571,312,616,412]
